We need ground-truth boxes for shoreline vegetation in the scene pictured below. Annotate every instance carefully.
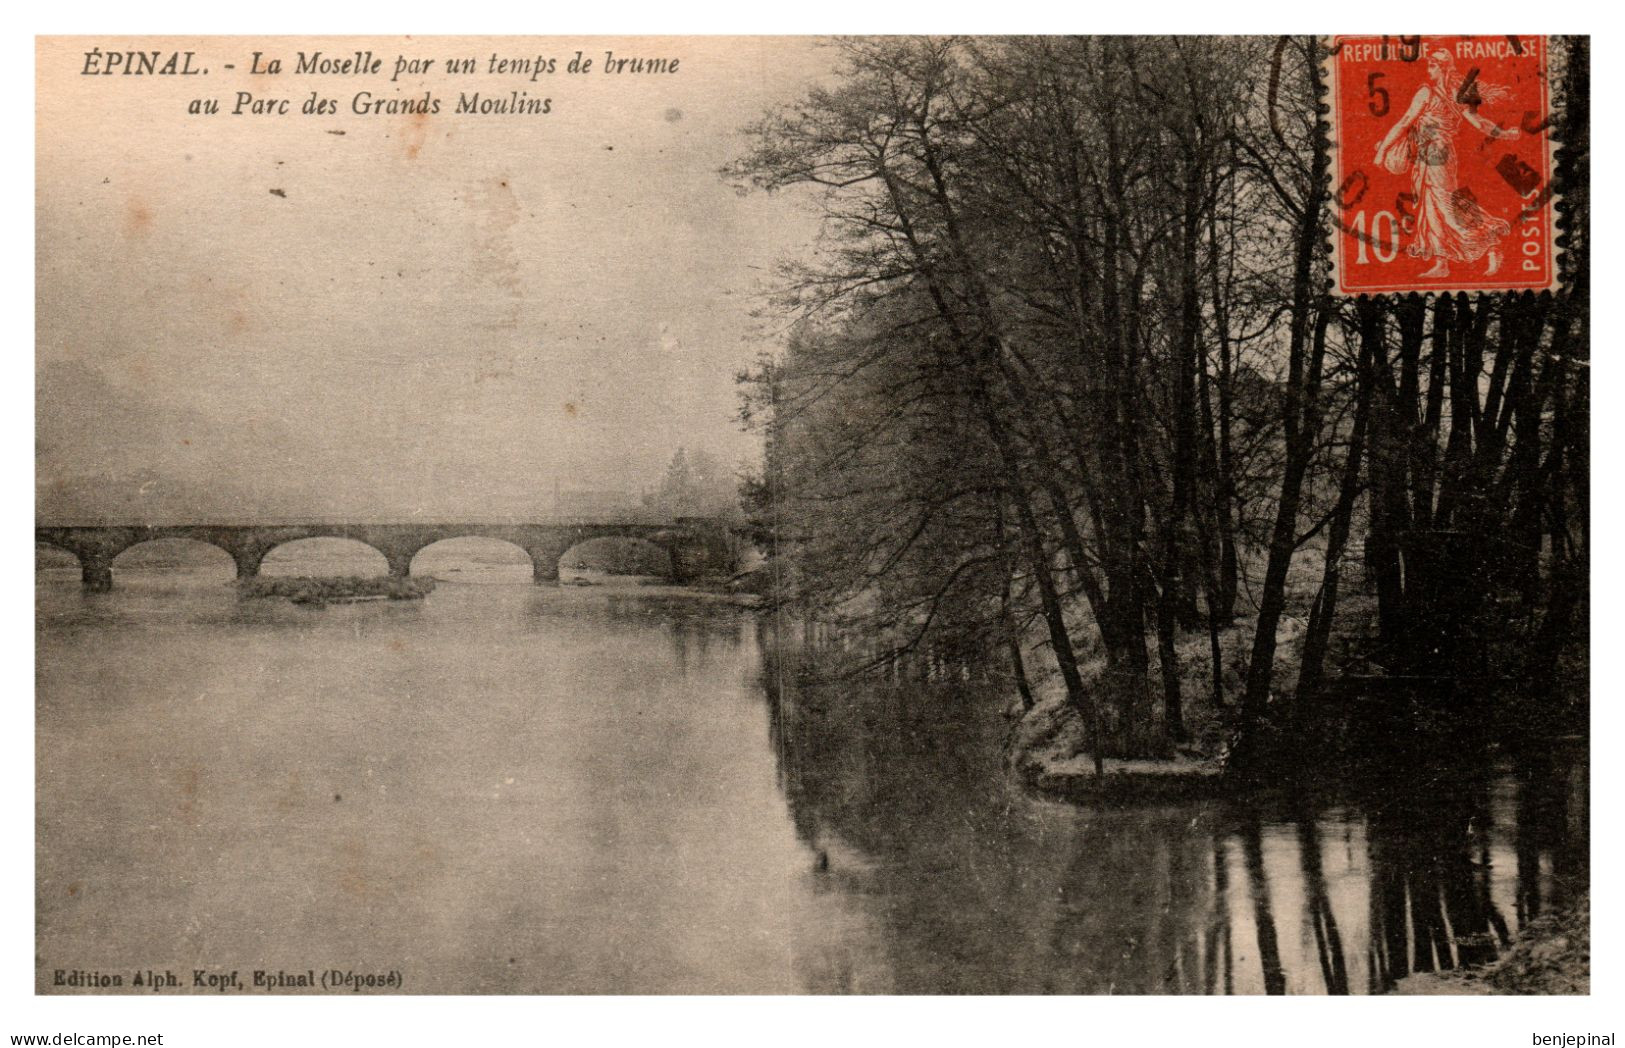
[726,37,1587,812]
[1007,613,1307,799]
[238,575,436,605]
[721,37,1588,994]
[1396,894,1589,995]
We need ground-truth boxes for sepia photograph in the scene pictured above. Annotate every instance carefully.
[31,29,1588,1013]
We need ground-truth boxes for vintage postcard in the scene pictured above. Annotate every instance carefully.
[35,34,1588,1005]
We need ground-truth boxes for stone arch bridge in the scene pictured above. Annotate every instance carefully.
[36,520,734,592]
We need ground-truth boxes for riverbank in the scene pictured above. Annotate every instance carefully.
[1009,615,1304,800]
[1010,692,1224,799]
[1395,894,1589,995]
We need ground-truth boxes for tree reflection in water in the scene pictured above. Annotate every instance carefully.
[1367,767,1496,988]
[761,642,1586,994]
[1296,803,1350,994]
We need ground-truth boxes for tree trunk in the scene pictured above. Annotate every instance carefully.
[1299,307,1379,700]
[1235,37,1330,765]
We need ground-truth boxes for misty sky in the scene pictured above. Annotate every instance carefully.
[36,36,830,522]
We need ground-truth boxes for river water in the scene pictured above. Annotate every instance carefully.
[36,544,1587,994]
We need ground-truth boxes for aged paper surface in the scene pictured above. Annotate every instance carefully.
[34,34,1588,1013]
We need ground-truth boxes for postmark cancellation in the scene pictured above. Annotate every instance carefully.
[1326,35,1561,296]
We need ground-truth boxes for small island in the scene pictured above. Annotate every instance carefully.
[237,575,436,605]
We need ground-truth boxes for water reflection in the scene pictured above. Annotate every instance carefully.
[1295,805,1349,994]
[762,640,1586,995]
[39,570,811,995]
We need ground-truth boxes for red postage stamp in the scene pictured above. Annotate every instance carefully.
[1327,36,1559,295]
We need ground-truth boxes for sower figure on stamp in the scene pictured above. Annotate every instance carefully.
[1372,48,1522,278]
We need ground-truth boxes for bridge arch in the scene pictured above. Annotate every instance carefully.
[36,541,81,571]
[556,534,678,584]
[408,536,535,583]
[258,536,392,577]
[110,537,236,584]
